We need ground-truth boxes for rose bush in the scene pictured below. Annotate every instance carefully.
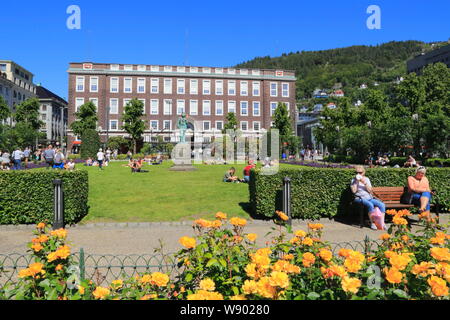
[1,209,448,300]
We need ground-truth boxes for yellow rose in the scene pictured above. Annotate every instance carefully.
[341,276,361,294]
[269,271,290,288]
[246,233,258,242]
[199,278,215,292]
[93,286,110,300]
[179,236,196,249]
[150,272,170,287]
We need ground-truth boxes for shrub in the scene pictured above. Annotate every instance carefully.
[67,154,81,160]
[249,167,450,220]
[0,170,89,225]
[80,129,101,160]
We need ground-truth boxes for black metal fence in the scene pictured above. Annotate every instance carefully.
[0,239,381,287]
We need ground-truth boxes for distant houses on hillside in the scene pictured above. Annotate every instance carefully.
[312,88,345,98]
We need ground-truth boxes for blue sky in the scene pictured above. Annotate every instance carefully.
[1,0,449,99]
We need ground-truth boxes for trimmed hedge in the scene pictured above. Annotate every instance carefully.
[249,167,450,220]
[0,170,89,225]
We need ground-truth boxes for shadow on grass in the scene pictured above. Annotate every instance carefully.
[238,202,273,221]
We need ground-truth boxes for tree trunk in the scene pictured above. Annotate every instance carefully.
[133,139,137,155]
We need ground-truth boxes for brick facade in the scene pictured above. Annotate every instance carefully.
[67,63,296,151]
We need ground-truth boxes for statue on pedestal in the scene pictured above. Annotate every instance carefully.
[177,113,188,143]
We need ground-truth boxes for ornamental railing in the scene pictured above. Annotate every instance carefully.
[0,239,381,287]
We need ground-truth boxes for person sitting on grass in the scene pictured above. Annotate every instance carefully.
[243,160,256,183]
[223,167,242,183]
[85,157,93,166]
[350,165,387,230]
[131,159,148,173]
[65,159,76,171]
[407,166,434,214]
[404,155,418,168]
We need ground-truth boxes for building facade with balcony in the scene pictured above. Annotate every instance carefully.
[67,62,296,152]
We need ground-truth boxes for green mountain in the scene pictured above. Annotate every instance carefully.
[235,40,447,100]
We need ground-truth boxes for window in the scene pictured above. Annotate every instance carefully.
[203,80,211,95]
[164,137,171,142]
[240,69,248,75]
[240,101,248,116]
[215,121,223,131]
[90,77,98,92]
[150,99,159,115]
[202,67,211,74]
[110,64,119,70]
[164,66,172,72]
[164,79,172,94]
[110,120,119,131]
[177,66,185,73]
[151,78,159,93]
[252,70,260,75]
[190,67,198,73]
[124,65,133,71]
[110,77,119,93]
[240,121,248,131]
[150,120,159,130]
[253,121,261,131]
[202,100,211,115]
[270,102,277,116]
[124,78,132,93]
[138,65,146,71]
[190,100,198,116]
[76,76,85,92]
[190,79,198,94]
[203,121,211,131]
[177,79,185,94]
[177,100,185,115]
[0,64,6,71]
[270,82,278,97]
[215,80,223,95]
[215,100,224,116]
[75,98,84,112]
[163,120,171,130]
[110,99,119,114]
[228,101,236,113]
[164,99,172,115]
[151,65,159,72]
[228,81,236,95]
[253,82,260,96]
[89,98,98,111]
[123,99,131,108]
[282,83,289,97]
[240,81,248,96]
[253,102,260,116]
[215,68,223,74]
[137,78,146,93]
[228,69,236,75]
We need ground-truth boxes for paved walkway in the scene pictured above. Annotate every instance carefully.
[1,215,447,255]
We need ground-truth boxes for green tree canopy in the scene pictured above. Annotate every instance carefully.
[15,98,43,130]
[70,101,98,138]
[121,98,145,154]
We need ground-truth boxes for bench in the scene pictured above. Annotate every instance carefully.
[353,186,440,228]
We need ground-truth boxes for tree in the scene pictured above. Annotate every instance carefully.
[107,136,130,152]
[273,102,292,137]
[223,112,238,133]
[0,96,10,122]
[80,129,101,159]
[15,98,43,130]
[121,99,145,154]
[70,101,98,138]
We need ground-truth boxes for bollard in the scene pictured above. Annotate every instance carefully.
[53,179,65,230]
[79,248,85,281]
[283,177,292,227]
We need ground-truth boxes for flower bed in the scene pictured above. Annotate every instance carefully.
[1,210,449,300]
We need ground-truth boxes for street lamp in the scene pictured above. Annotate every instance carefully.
[412,114,420,156]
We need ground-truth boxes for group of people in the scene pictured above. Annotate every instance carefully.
[223,160,256,183]
[366,154,390,168]
[300,147,320,161]
[123,158,149,173]
[0,145,76,171]
[84,148,110,170]
[351,165,433,230]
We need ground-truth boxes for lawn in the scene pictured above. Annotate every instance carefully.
[78,161,298,223]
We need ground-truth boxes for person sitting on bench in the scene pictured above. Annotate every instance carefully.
[407,166,433,213]
[351,165,387,230]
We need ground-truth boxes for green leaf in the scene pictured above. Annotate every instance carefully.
[206,258,219,268]
[232,286,240,296]
[307,292,320,300]
[393,289,409,299]
[184,273,193,282]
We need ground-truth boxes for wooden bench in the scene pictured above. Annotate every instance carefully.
[353,186,440,228]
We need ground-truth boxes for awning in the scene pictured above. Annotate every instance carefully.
[73,141,81,145]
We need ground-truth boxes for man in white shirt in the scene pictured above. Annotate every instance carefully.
[97,148,105,170]
[12,148,24,170]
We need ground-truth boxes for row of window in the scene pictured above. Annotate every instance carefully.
[108,119,262,132]
[75,98,289,117]
[108,64,260,76]
[0,85,29,102]
[75,77,290,97]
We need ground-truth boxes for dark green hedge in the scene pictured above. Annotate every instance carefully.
[249,167,450,220]
[0,170,89,225]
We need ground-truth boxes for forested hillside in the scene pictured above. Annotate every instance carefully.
[235,40,447,99]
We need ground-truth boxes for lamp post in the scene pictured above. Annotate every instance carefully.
[412,114,420,157]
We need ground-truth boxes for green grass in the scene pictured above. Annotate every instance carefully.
[78,161,299,223]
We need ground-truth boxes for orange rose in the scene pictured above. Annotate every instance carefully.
[179,236,196,249]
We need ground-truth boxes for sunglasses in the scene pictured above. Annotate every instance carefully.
[356,172,364,174]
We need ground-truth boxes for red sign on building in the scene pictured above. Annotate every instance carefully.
[275,70,284,77]
[83,63,93,70]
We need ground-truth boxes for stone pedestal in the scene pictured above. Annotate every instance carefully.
[169,164,197,171]
[169,142,197,171]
